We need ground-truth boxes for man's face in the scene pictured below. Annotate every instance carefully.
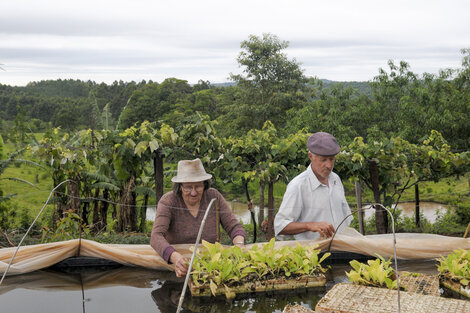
[308,152,335,182]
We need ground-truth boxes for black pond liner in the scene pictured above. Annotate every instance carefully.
[50,256,123,273]
[49,251,372,272]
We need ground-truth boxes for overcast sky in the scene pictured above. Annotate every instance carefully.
[1,0,469,86]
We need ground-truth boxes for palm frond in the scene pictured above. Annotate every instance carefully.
[81,171,114,183]
[0,177,38,188]
[90,182,120,191]
[134,186,156,197]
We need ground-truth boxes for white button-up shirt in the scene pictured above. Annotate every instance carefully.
[274,164,353,240]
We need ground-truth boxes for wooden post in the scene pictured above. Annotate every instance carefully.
[415,184,420,226]
[267,181,275,239]
[258,180,265,227]
[369,160,387,233]
[355,181,365,235]
[153,148,164,206]
[215,199,220,242]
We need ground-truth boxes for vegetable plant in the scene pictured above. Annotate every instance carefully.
[346,255,400,290]
[190,238,330,298]
[437,249,470,286]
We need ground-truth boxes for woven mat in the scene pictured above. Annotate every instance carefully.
[399,271,440,296]
[315,283,470,313]
[283,304,316,313]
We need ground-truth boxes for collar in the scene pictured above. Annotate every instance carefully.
[306,164,337,190]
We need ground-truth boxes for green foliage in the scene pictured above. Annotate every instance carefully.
[41,209,91,243]
[191,238,330,298]
[228,33,309,133]
[437,249,470,286]
[346,256,400,290]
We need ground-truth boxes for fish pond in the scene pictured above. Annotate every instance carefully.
[0,259,438,313]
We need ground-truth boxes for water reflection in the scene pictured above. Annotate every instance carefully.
[0,261,439,313]
[151,281,324,313]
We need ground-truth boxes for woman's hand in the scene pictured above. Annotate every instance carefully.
[170,252,189,278]
[232,235,245,248]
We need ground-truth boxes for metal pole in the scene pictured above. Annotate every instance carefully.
[176,198,216,313]
[371,203,401,313]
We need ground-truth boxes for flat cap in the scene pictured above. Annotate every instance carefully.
[307,132,340,156]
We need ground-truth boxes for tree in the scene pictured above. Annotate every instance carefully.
[335,131,469,233]
[229,33,308,133]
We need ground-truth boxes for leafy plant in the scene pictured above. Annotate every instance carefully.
[41,209,91,243]
[191,238,330,299]
[346,255,400,289]
[437,249,470,286]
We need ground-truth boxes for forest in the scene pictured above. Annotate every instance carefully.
[0,34,469,243]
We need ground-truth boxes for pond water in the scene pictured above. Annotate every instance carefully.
[0,260,438,313]
[147,201,447,225]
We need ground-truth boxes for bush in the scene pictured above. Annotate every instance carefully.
[454,204,470,225]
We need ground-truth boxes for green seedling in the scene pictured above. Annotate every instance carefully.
[437,249,470,286]
[191,238,330,298]
[346,255,399,290]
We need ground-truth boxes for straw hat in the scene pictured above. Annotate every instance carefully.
[171,158,212,183]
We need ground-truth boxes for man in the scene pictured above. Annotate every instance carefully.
[274,132,353,240]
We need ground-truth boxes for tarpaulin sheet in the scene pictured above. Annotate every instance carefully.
[1,228,469,276]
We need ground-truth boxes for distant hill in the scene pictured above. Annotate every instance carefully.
[212,79,372,95]
[320,79,372,96]
[212,82,237,87]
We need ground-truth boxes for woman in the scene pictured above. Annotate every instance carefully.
[150,158,246,277]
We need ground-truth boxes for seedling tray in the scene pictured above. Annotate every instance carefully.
[316,283,470,313]
[439,274,470,299]
[189,274,326,297]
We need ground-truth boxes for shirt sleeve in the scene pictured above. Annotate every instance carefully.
[150,194,174,263]
[274,180,303,236]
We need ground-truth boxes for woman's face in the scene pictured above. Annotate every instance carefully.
[181,181,205,207]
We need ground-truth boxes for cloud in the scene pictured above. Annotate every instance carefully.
[0,0,469,86]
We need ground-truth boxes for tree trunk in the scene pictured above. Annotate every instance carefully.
[154,149,164,206]
[267,181,275,239]
[92,188,100,226]
[369,160,387,233]
[52,176,67,229]
[415,184,420,226]
[258,180,265,227]
[99,189,110,230]
[118,176,137,232]
[139,194,149,232]
[67,178,81,215]
[355,181,365,235]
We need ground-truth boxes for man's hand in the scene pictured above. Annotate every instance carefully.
[307,222,335,238]
[170,252,189,278]
[279,221,335,238]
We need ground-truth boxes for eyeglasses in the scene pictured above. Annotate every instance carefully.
[182,184,204,193]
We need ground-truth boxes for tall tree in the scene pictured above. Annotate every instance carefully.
[228,33,308,133]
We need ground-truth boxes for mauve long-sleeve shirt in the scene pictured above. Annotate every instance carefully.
[150,188,246,263]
